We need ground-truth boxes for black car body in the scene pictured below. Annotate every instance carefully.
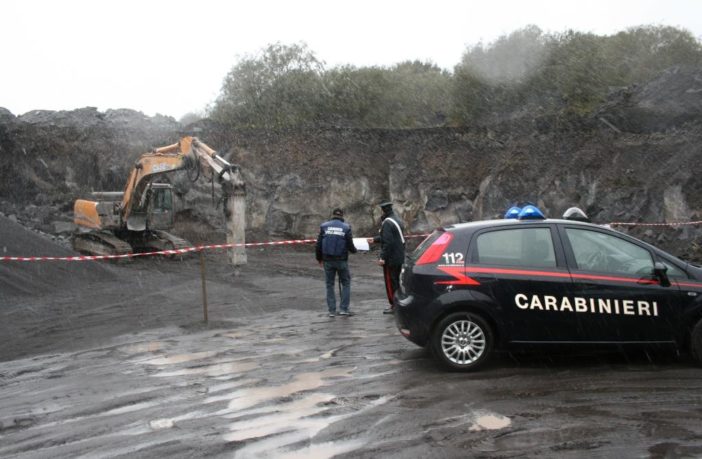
[395,216,702,371]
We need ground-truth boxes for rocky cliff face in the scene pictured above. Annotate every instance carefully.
[205,121,702,260]
[1,66,701,260]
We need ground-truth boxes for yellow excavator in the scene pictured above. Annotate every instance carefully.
[72,136,246,262]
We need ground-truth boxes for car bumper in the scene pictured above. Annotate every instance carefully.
[394,292,435,347]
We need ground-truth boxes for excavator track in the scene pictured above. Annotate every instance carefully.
[71,230,192,260]
[127,230,193,258]
[72,231,134,258]
[148,230,192,253]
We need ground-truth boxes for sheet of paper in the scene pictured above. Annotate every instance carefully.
[353,238,370,251]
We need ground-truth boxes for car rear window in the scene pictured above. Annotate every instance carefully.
[475,227,556,268]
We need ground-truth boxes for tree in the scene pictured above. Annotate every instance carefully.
[321,65,391,127]
[322,61,451,127]
[605,26,702,84]
[541,31,612,114]
[211,42,326,127]
[385,61,452,127]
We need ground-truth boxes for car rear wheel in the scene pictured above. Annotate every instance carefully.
[691,318,702,365]
[431,312,494,371]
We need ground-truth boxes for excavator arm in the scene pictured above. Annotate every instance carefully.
[120,136,244,231]
[185,137,247,265]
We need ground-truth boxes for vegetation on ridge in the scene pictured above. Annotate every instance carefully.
[208,25,702,129]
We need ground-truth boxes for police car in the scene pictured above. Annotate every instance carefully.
[394,205,702,371]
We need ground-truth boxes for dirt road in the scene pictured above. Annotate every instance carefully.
[1,220,702,458]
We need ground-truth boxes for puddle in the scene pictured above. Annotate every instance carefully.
[229,394,390,458]
[226,367,353,411]
[153,361,258,377]
[121,409,216,436]
[118,341,163,355]
[426,410,511,433]
[102,400,161,416]
[224,393,335,441]
[149,418,174,430]
[141,351,218,365]
[21,399,167,431]
[274,439,367,459]
[469,412,511,431]
[205,379,261,403]
[221,330,255,340]
[302,347,342,363]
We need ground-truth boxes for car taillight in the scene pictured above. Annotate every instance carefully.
[416,232,454,265]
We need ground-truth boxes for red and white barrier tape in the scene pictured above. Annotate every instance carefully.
[0,234,430,262]
[11,223,699,263]
[0,238,316,262]
[609,220,702,227]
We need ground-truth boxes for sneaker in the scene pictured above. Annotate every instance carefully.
[338,311,355,316]
[328,312,336,317]
[382,308,394,315]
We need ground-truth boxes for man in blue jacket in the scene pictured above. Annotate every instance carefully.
[316,208,358,317]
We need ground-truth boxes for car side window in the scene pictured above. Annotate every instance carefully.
[566,228,653,275]
[660,259,688,279]
[475,227,556,268]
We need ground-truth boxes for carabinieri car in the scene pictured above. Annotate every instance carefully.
[394,206,702,371]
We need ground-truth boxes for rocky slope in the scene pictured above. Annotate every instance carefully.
[1,66,701,260]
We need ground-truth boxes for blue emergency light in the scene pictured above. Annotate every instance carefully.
[518,204,545,220]
[504,206,521,219]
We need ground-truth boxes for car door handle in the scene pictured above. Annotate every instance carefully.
[473,277,498,285]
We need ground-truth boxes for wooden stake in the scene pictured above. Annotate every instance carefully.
[200,250,208,322]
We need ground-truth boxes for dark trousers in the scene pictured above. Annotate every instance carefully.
[324,260,351,313]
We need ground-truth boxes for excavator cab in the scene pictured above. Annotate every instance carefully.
[127,182,175,232]
[147,183,175,230]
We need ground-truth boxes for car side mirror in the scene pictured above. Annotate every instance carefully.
[653,261,671,287]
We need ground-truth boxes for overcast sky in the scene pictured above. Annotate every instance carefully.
[2,0,701,120]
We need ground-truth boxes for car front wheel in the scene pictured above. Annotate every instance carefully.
[691,318,702,365]
[431,312,494,371]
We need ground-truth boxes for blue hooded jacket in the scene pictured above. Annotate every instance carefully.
[315,217,357,261]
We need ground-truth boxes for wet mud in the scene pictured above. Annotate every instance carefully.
[1,219,702,458]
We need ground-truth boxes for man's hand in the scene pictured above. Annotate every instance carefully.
[367,238,374,244]
[377,259,385,266]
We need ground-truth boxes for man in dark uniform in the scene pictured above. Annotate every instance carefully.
[373,201,405,314]
[316,208,358,317]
